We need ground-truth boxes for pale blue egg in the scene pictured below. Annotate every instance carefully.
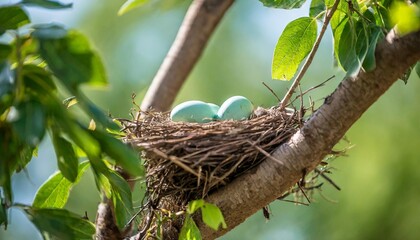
[218,96,253,120]
[170,101,218,123]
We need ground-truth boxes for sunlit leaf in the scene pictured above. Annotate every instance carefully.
[179,216,202,240]
[187,199,204,214]
[9,99,46,147]
[330,0,349,32]
[272,17,317,80]
[201,203,226,231]
[22,0,73,9]
[24,207,95,240]
[0,6,30,35]
[33,161,90,208]
[51,133,78,182]
[118,0,149,15]
[259,0,306,9]
[390,2,420,35]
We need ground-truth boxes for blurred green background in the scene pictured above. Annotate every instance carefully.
[1,0,420,239]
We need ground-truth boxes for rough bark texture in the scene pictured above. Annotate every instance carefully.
[95,200,122,240]
[140,0,235,112]
[197,30,420,239]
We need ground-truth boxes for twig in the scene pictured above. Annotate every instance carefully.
[140,0,235,112]
[279,0,341,110]
[262,82,281,102]
[290,75,336,104]
[315,168,341,191]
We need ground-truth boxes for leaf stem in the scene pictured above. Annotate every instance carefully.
[279,0,340,110]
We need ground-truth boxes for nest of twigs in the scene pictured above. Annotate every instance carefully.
[122,106,302,208]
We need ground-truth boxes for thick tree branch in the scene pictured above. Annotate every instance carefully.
[140,0,234,112]
[198,30,420,239]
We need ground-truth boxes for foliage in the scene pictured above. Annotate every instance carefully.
[1,0,420,239]
[264,0,420,80]
[179,199,227,240]
[0,1,143,238]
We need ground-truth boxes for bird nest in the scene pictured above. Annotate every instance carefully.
[121,106,302,208]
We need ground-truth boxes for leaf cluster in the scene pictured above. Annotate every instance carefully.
[0,1,144,238]
[263,0,420,81]
[178,199,227,240]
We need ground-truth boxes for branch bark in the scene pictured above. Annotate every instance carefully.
[140,0,235,112]
[198,30,420,239]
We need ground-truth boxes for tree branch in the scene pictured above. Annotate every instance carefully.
[140,0,235,112]
[198,30,420,239]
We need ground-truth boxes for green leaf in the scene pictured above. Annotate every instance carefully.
[16,145,36,172]
[187,199,204,214]
[50,107,101,158]
[92,130,144,177]
[179,216,202,240]
[0,62,15,114]
[390,1,420,35]
[118,0,149,15]
[24,207,95,240]
[22,64,56,96]
[334,20,369,77]
[330,0,349,32]
[0,197,7,230]
[201,203,226,231]
[51,133,79,182]
[22,0,73,9]
[415,62,420,78]
[108,169,133,230]
[33,25,107,92]
[0,6,30,35]
[0,125,14,203]
[10,99,46,147]
[362,26,382,72]
[33,161,90,208]
[0,44,12,62]
[272,17,317,80]
[89,156,133,230]
[309,0,325,18]
[259,0,307,9]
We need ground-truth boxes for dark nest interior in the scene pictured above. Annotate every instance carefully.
[122,106,303,210]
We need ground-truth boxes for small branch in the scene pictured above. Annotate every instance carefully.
[140,0,235,112]
[199,29,420,239]
[279,0,340,110]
